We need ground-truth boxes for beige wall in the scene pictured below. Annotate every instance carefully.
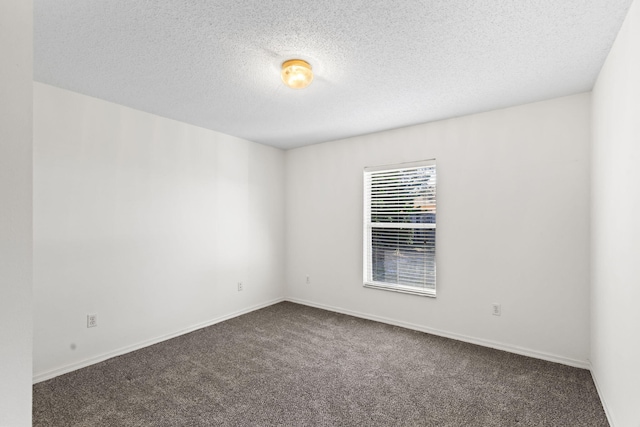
[285,93,592,367]
[33,83,285,381]
[591,0,640,425]
[0,1,33,425]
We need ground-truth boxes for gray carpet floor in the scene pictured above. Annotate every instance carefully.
[33,302,608,426]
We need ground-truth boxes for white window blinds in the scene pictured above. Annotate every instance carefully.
[363,160,436,297]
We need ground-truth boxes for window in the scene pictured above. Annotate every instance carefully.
[363,160,436,297]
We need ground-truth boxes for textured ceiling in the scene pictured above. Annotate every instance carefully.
[35,0,633,150]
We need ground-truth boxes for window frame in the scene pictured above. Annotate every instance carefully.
[363,159,437,297]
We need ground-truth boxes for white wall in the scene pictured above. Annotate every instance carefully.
[286,93,591,366]
[33,83,285,380]
[591,0,640,425]
[0,1,33,425]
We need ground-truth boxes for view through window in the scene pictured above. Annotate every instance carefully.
[363,160,436,296]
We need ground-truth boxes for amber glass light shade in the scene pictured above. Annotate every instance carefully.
[281,59,313,89]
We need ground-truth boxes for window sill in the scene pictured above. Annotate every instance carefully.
[363,282,436,298]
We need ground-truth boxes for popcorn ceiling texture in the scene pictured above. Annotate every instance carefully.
[34,0,632,149]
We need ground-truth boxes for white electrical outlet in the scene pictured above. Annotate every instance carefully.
[492,304,501,316]
[237,282,243,292]
[87,314,98,328]
[306,275,310,284]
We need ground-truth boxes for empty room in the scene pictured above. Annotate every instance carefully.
[1,0,639,426]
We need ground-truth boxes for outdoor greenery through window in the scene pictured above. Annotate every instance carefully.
[363,160,436,296]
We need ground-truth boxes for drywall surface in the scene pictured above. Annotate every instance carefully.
[0,1,33,425]
[285,93,591,366]
[591,0,640,425]
[33,83,285,379]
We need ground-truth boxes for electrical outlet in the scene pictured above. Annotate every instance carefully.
[492,304,501,316]
[306,275,310,284]
[87,314,98,328]
[237,282,243,292]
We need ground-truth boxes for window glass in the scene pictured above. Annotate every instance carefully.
[364,160,436,296]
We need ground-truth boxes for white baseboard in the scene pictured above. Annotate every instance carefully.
[590,364,615,427]
[286,297,590,370]
[33,297,285,384]
[34,296,591,384]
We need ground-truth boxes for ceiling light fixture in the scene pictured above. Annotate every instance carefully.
[281,59,313,89]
